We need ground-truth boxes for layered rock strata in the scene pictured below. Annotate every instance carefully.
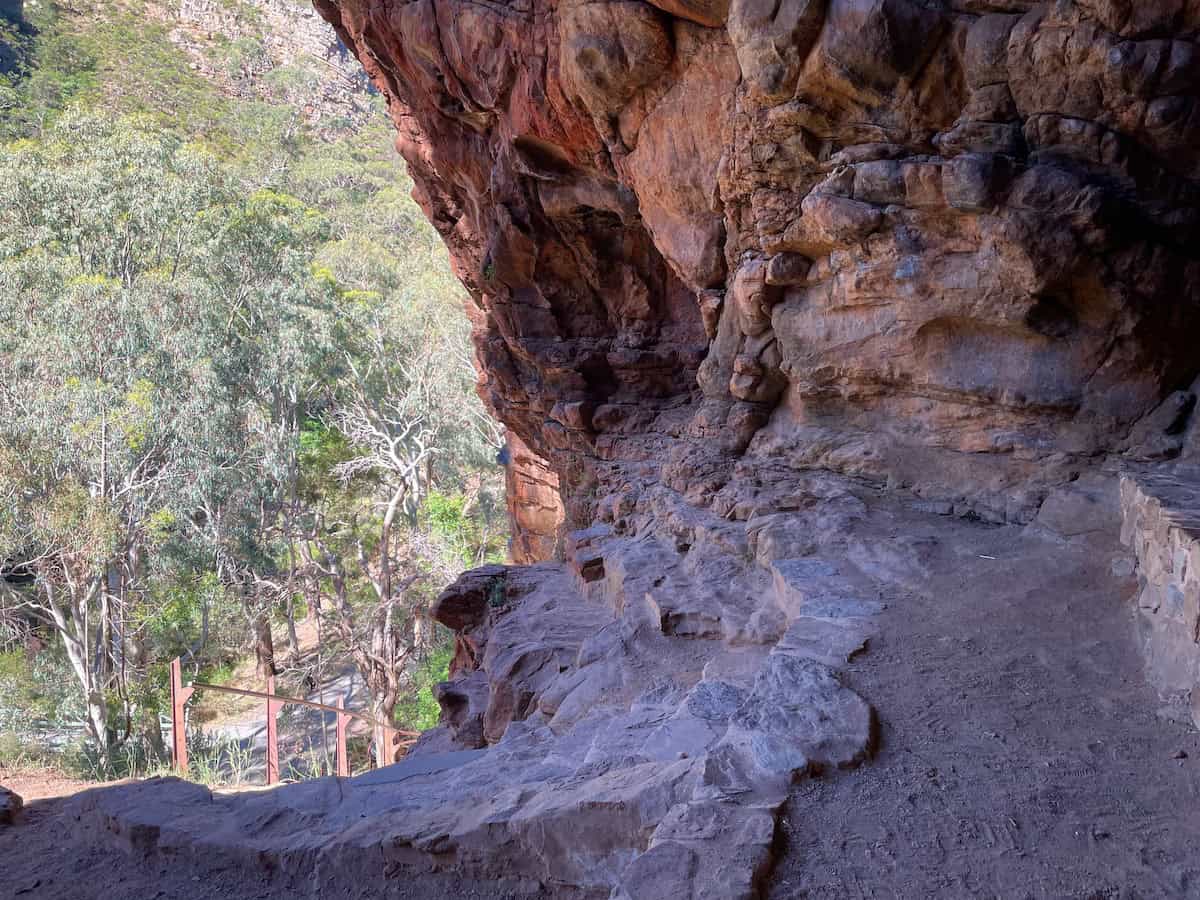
[503,431,566,564]
[312,0,1200,527]
[1121,465,1200,729]
[75,469,910,898]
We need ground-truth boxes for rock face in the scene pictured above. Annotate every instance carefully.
[0,785,21,826]
[503,432,565,564]
[313,0,1200,528]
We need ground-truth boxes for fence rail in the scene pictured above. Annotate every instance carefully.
[169,657,419,783]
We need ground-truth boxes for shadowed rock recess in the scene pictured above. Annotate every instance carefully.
[67,1,1200,898]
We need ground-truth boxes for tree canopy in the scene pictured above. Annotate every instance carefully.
[0,2,505,779]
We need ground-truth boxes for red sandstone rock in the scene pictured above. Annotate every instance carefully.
[314,0,1200,527]
[502,432,563,563]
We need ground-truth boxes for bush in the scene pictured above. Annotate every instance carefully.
[394,643,452,733]
[0,646,86,735]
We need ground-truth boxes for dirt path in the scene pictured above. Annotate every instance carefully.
[1,770,95,804]
[769,518,1200,898]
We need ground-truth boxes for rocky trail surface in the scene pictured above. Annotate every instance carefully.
[770,494,1200,898]
[3,472,1200,899]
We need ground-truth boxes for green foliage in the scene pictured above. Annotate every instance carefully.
[0,5,97,140]
[0,111,335,577]
[487,575,507,609]
[394,643,452,733]
[298,418,354,500]
[424,491,507,567]
[0,0,509,783]
[263,63,320,101]
[141,573,241,666]
[201,660,237,687]
[0,650,41,719]
[222,36,269,78]
[425,493,471,544]
[0,645,86,733]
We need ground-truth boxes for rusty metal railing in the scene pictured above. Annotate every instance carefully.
[169,657,418,783]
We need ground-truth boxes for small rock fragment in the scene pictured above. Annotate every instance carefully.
[765,252,811,286]
[0,786,23,826]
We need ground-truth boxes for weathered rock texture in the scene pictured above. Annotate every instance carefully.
[314,0,1200,528]
[65,3,1200,897]
[75,470,904,898]
[0,785,21,826]
[1122,464,1200,729]
[503,432,565,563]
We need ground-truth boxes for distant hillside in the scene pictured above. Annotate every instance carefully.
[0,2,31,78]
[1,0,379,152]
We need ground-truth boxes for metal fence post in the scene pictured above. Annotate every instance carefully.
[168,673,417,785]
[335,696,349,778]
[169,657,193,775]
[265,675,286,785]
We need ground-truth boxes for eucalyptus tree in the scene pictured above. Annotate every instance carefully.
[293,221,504,753]
[0,114,234,762]
[182,186,340,678]
[0,113,337,763]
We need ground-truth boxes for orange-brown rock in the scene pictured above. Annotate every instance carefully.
[502,431,564,563]
[314,0,1200,527]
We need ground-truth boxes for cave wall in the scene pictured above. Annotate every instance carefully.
[503,430,565,563]
[314,0,1200,531]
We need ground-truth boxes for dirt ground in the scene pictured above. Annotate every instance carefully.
[0,790,529,900]
[1,769,96,803]
[768,518,1200,899]
[3,515,1200,899]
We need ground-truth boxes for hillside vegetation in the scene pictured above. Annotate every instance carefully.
[0,0,504,781]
